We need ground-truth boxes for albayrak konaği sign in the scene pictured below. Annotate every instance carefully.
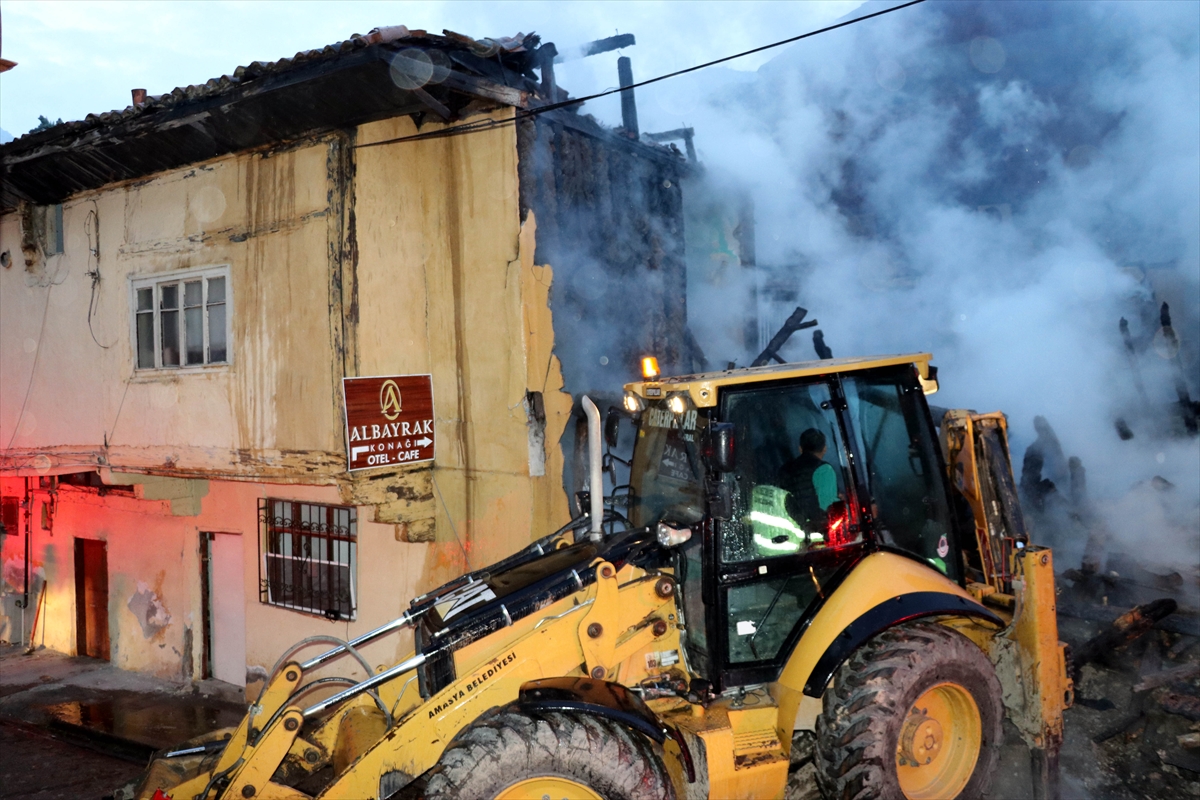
[342,375,435,471]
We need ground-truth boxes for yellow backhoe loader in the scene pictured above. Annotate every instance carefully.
[131,352,1072,800]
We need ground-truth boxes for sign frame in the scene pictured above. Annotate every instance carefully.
[341,373,436,473]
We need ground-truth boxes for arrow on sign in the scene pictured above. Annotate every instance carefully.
[415,436,433,448]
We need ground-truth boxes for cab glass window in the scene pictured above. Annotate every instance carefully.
[629,404,708,528]
[726,564,840,664]
[718,381,859,563]
[842,369,957,578]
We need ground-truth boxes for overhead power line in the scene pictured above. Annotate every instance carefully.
[358,0,927,150]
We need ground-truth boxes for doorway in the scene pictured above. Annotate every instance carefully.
[201,532,246,686]
[74,538,110,660]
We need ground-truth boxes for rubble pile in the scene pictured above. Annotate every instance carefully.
[1060,610,1200,799]
[1019,304,1200,799]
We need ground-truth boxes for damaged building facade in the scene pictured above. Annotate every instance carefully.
[0,27,696,690]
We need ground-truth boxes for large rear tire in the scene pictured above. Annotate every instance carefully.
[423,704,676,800]
[814,622,1003,800]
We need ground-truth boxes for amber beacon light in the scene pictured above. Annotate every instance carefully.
[641,356,660,379]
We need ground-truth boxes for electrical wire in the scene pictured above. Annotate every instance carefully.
[84,202,112,349]
[356,0,927,151]
[103,374,133,452]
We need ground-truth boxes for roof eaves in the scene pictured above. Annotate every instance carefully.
[1,25,539,153]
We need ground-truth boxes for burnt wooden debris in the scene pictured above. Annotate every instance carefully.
[1071,598,1179,679]
[750,307,819,368]
[1160,693,1200,723]
[1133,663,1200,693]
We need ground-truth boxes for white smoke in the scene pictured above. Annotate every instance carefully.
[668,1,1199,571]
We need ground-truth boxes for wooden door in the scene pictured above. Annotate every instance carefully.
[74,538,110,660]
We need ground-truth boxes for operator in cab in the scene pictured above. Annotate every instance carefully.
[780,428,839,534]
[749,428,841,557]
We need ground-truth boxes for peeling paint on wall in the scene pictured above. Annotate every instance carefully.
[2,557,42,592]
[127,580,172,638]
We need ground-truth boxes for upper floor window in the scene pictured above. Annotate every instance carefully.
[131,266,229,370]
[32,204,64,256]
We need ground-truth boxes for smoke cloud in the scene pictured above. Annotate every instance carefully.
[659,0,1198,574]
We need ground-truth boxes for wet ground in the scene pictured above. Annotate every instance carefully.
[36,691,244,759]
[0,722,143,800]
[0,643,246,796]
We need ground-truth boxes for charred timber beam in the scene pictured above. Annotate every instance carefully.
[381,50,527,108]
[412,87,451,120]
[554,34,637,63]
[813,330,833,360]
[1118,317,1151,406]
[1132,663,1200,693]
[1071,598,1178,678]
[437,68,527,108]
[1092,710,1145,743]
[643,128,696,163]
[1160,303,1199,434]
[1161,748,1200,776]
[617,56,639,138]
[1057,595,1199,637]
[1161,692,1200,722]
[537,111,685,168]
[538,43,558,101]
[751,306,819,367]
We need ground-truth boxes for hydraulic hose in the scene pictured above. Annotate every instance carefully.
[266,634,374,687]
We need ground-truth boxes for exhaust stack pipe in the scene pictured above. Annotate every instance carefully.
[582,396,604,540]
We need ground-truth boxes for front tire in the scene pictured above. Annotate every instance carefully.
[815,622,1003,800]
[424,704,676,800]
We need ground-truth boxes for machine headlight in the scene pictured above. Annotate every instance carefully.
[656,522,693,547]
[667,394,688,415]
[623,392,644,414]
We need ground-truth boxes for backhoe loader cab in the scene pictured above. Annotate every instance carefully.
[626,355,964,684]
[132,354,1071,800]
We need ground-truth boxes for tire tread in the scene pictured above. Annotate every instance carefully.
[424,704,675,800]
[814,622,1003,800]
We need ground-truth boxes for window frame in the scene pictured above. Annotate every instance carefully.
[258,498,358,621]
[128,265,232,372]
[39,204,64,256]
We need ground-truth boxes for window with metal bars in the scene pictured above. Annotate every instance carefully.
[259,498,357,620]
[131,265,229,370]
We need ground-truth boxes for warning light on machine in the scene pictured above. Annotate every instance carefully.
[641,356,660,379]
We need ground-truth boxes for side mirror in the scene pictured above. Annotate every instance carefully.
[710,422,736,472]
[604,407,621,449]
